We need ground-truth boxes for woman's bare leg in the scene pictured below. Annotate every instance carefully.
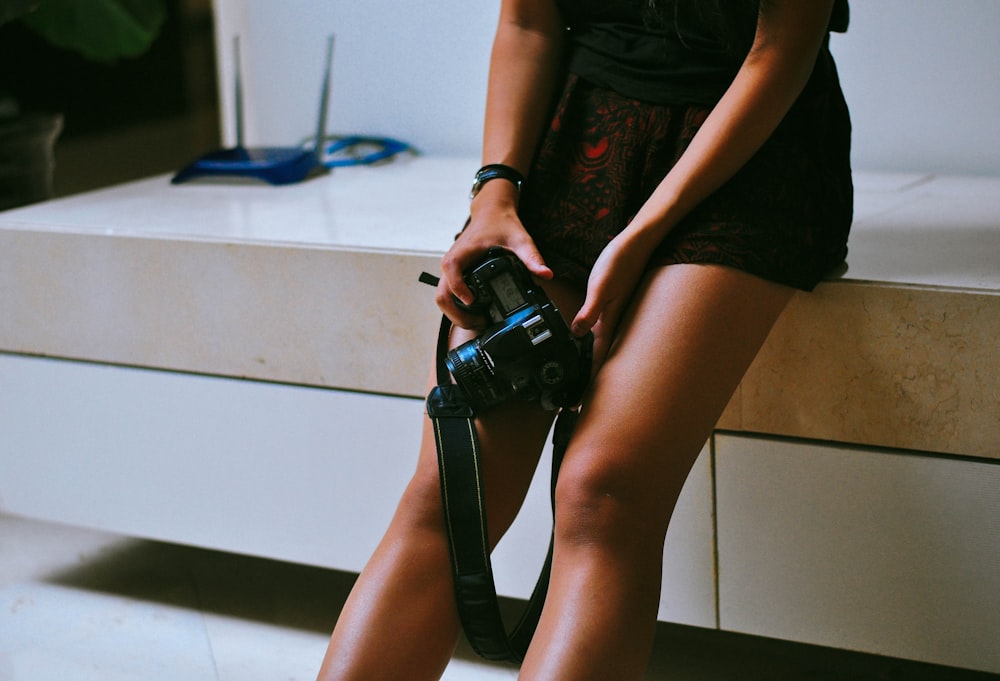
[518,263,794,681]
[316,263,792,681]
[315,328,563,681]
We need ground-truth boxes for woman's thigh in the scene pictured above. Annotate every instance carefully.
[411,261,791,543]
[554,263,794,538]
[409,296,583,545]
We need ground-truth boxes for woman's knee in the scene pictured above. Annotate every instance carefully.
[552,440,674,552]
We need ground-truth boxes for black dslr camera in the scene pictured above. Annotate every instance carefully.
[447,248,592,411]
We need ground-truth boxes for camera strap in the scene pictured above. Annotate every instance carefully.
[426,314,577,663]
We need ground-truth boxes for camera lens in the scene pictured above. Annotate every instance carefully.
[447,339,509,409]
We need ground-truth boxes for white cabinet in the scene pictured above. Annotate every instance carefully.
[0,353,717,628]
[0,354,420,572]
[7,356,998,670]
[714,433,1000,673]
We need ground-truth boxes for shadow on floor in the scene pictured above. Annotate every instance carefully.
[43,538,996,681]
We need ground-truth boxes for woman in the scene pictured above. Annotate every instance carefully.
[317,1,852,679]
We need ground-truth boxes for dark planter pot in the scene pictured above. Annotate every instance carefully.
[0,111,63,211]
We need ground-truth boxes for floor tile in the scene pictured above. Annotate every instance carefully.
[2,514,995,681]
[1,581,217,680]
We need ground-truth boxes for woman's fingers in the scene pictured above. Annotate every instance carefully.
[507,236,554,282]
[570,234,649,375]
[435,278,486,330]
[437,219,552,329]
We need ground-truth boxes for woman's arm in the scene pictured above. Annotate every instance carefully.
[632,0,837,237]
[480,1,566,177]
[437,0,566,325]
[572,0,837,355]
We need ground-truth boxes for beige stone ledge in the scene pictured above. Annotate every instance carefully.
[719,282,999,460]
[3,161,998,462]
[0,229,443,399]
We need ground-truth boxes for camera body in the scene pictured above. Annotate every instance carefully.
[447,248,592,411]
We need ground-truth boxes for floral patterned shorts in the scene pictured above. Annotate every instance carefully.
[517,49,854,292]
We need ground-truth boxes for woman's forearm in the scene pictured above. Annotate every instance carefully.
[480,3,566,178]
[437,2,566,315]
[625,0,837,251]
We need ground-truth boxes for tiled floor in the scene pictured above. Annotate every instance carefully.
[0,514,991,681]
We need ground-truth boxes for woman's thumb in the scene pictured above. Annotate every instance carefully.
[571,303,597,338]
[511,241,553,281]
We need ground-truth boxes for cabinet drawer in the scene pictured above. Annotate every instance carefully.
[1,354,717,627]
[715,433,1000,673]
[0,354,422,572]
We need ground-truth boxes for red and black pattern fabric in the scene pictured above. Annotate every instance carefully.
[517,48,853,292]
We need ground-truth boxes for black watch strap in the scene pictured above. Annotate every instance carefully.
[470,164,526,199]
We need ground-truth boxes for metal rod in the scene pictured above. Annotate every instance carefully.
[313,35,335,160]
[233,35,245,148]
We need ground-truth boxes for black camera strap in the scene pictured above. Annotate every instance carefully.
[426,314,577,663]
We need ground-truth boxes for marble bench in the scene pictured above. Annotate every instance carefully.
[1,157,997,673]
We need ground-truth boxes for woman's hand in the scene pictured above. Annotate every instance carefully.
[570,229,653,373]
[436,182,552,329]
[438,0,564,328]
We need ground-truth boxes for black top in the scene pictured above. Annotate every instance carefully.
[556,0,849,106]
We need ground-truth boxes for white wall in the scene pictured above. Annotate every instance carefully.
[829,0,1000,176]
[213,0,1000,176]
[211,0,497,156]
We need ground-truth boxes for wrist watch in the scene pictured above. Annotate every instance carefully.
[470,164,526,199]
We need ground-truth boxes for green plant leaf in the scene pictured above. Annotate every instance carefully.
[20,0,166,63]
[0,0,42,26]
